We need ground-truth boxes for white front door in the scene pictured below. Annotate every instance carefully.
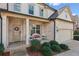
[9,18,23,43]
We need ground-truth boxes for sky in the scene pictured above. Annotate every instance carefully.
[48,3,79,16]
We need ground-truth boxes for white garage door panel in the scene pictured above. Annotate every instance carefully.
[56,30,72,43]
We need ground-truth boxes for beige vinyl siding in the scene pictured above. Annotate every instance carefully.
[29,20,54,41]
[8,3,55,18]
[57,8,72,21]
[44,21,54,40]
[0,3,7,9]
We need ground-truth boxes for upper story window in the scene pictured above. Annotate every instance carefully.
[14,3,21,12]
[65,14,67,18]
[63,11,68,19]
[29,4,34,15]
[40,8,43,17]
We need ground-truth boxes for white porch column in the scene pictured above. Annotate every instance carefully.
[2,15,8,49]
[26,18,30,46]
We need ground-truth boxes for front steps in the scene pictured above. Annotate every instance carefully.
[6,44,28,56]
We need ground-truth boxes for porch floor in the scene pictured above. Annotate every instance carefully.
[8,41,26,48]
[7,41,27,56]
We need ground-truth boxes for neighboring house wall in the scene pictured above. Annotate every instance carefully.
[55,19,73,43]
[73,15,79,30]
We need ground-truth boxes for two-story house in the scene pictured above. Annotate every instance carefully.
[0,3,73,51]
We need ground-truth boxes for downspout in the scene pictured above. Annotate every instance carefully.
[48,10,58,41]
[54,20,56,40]
[7,3,8,11]
[0,10,2,44]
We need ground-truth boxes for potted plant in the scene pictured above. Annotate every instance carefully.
[27,39,42,56]
[0,43,5,56]
[2,50,10,56]
[0,43,10,56]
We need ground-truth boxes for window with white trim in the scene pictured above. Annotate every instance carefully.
[28,4,34,15]
[31,24,40,35]
[14,3,21,12]
[40,8,43,17]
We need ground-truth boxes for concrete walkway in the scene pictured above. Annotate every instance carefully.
[56,40,79,56]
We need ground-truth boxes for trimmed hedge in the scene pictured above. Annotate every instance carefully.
[74,30,79,35]
[41,46,52,56]
[74,36,79,41]
[42,42,51,48]
[74,30,79,40]
[59,44,69,50]
[51,45,62,53]
[49,40,59,46]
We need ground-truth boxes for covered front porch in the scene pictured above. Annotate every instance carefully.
[1,11,50,50]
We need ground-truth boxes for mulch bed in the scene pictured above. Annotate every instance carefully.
[26,47,70,56]
[27,47,42,56]
[0,51,10,56]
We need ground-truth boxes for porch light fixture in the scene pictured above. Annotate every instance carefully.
[56,27,59,32]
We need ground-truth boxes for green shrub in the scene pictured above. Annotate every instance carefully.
[74,36,79,41]
[42,42,51,48]
[49,40,59,46]
[0,43,5,55]
[31,39,40,47]
[74,30,79,35]
[59,44,69,50]
[41,46,52,56]
[74,30,79,40]
[30,39,41,51]
[51,45,62,53]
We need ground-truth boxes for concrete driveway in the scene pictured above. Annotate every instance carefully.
[56,40,79,56]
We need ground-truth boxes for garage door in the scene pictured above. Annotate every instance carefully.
[56,29,73,43]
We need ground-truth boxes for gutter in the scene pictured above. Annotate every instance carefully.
[56,18,74,23]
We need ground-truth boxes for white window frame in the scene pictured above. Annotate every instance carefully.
[28,4,34,15]
[39,8,44,17]
[30,24,41,36]
[14,3,21,12]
